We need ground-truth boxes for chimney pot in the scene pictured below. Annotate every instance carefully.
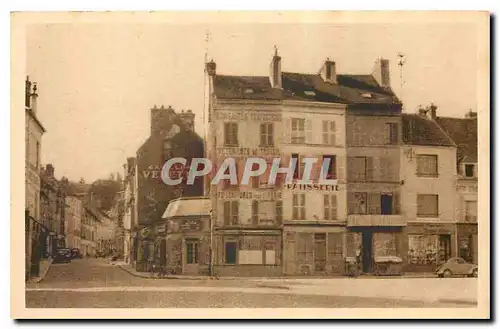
[205,60,216,76]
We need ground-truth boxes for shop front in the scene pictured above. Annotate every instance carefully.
[403,222,456,272]
[346,226,404,275]
[456,223,478,264]
[283,226,345,276]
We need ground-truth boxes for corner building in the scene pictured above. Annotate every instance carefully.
[205,50,403,276]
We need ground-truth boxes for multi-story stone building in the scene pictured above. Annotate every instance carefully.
[204,50,403,276]
[401,110,457,272]
[65,193,83,251]
[131,105,204,271]
[436,110,478,264]
[81,206,98,257]
[25,76,45,279]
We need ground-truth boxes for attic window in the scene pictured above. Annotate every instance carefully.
[244,88,254,94]
[304,91,316,96]
[361,93,373,99]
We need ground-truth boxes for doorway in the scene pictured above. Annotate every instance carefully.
[314,233,326,272]
[381,194,393,215]
[362,232,373,273]
[439,235,452,263]
[183,238,200,275]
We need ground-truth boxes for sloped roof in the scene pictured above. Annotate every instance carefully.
[213,72,401,106]
[435,116,478,162]
[402,114,456,147]
[162,197,211,218]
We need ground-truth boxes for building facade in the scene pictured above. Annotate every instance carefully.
[123,157,136,263]
[401,112,458,272]
[205,50,404,276]
[81,207,98,257]
[131,105,204,271]
[436,110,478,264]
[25,76,45,280]
[65,194,83,250]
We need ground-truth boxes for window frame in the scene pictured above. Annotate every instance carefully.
[224,122,239,146]
[417,194,439,217]
[322,120,336,145]
[416,154,439,177]
[323,194,337,220]
[259,122,274,147]
[185,238,199,264]
[291,118,306,144]
[464,164,475,178]
[386,122,398,145]
[292,193,306,220]
[224,240,238,264]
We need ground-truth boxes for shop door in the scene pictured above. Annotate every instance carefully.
[362,232,373,273]
[314,234,326,272]
[183,239,200,275]
[439,235,452,263]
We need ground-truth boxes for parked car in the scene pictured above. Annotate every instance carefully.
[53,248,72,263]
[436,257,477,278]
[70,248,83,259]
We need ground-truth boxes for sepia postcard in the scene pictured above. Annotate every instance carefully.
[11,11,490,319]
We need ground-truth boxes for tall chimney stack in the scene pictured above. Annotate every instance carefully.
[205,60,216,76]
[269,46,282,89]
[320,58,337,84]
[372,58,391,89]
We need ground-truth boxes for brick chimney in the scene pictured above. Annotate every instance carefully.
[45,164,55,177]
[269,46,282,89]
[150,105,176,136]
[429,103,437,120]
[205,60,216,76]
[179,109,195,132]
[466,109,477,119]
[320,58,337,84]
[372,58,391,88]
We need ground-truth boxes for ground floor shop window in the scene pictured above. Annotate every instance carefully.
[408,234,451,265]
[373,232,398,257]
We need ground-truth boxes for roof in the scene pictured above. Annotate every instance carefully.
[402,114,456,147]
[26,107,46,133]
[213,72,401,106]
[162,197,211,219]
[435,117,478,162]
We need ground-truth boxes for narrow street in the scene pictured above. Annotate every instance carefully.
[25,259,477,308]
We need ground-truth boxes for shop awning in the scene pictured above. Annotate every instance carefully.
[162,197,211,219]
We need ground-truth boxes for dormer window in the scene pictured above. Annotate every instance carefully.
[304,91,316,97]
[244,88,254,94]
[464,164,475,178]
[361,93,373,99]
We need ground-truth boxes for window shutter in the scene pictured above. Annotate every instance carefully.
[301,194,306,220]
[260,124,266,146]
[252,200,259,226]
[368,193,380,215]
[282,117,291,144]
[322,121,329,145]
[331,195,337,220]
[223,201,230,226]
[337,155,345,182]
[393,192,400,215]
[366,157,374,182]
[323,195,330,220]
[306,119,313,144]
[269,123,274,146]
[276,200,283,225]
[330,120,336,145]
[231,201,239,225]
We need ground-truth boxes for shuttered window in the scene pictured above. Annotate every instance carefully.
[416,155,438,177]
[223,200,239,225]
[322,120,336,145]
[292,194,306,220]
[417,194,439,217]
[323,195,337,220]
[224,122,238,146]
[291,118,306,143]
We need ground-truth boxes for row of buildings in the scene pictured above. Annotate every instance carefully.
[119,49,478,277]
[24,77,121,281]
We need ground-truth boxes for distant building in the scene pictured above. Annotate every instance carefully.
[25,76,45,280]
[65,194,83,251]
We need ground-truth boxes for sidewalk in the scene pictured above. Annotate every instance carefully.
[28,258,53,283]
[115,261,439,280]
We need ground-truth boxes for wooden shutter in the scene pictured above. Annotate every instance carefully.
[282,117,291,144]
[259,123,266,146]
[323,194,330,220]
[231,201,239,225]
[275,200,283,225]
[337,155,345,182]
[330,120,336,145]
[368,193,381,215]
[366,157,374,182]
[322,121,329,145]
[331,195,337,220]
[393,192,400,215]
[223,201,230,226]
[252,200,259,226]
[306,119,313,144]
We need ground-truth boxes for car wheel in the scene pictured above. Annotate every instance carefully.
[472,268,478,278]
[443,269,453,278]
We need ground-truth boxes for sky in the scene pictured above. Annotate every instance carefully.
[27,21,480,183]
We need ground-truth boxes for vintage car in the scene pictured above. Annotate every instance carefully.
[436,257,478,278]
[53,248,72,263]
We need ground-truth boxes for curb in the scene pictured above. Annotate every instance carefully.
[437,298,478,306]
